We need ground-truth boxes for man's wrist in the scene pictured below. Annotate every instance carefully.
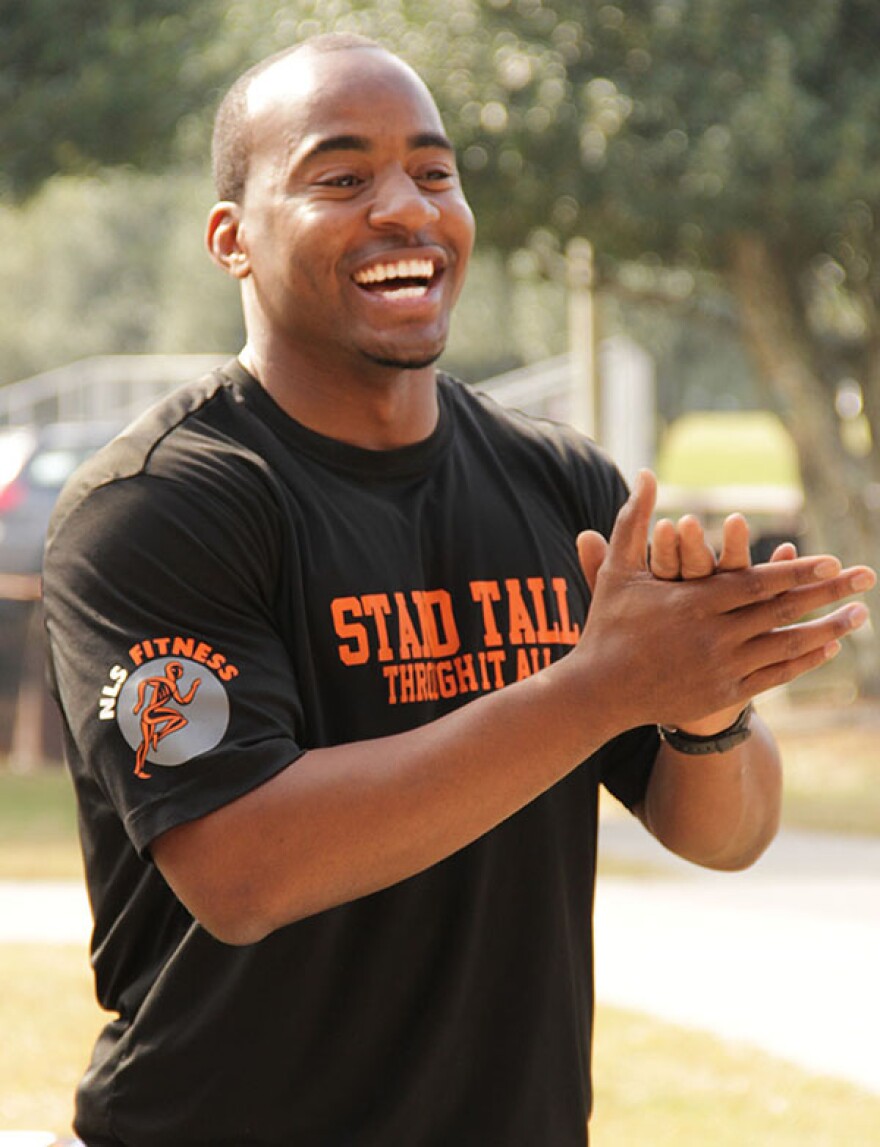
[658,703,754,756]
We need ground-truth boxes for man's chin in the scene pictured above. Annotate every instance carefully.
[363,350,444,371]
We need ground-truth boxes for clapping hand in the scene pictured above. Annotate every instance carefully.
[576,471,875,733]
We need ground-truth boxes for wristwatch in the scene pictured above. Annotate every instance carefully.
[658,702,754,756]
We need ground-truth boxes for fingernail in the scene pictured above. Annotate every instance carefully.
[825,640,842,659]
[846,603,869,627]
[852,571,876,592]
[814,559,841,579]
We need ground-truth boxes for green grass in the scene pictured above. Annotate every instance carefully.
[655,411,802,489]
[0,944,101,1135]
[0,769,83,879]
[591,1006,880,1146]
[774,715,880,836]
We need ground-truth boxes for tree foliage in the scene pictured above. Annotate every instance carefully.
[0,0,243,198]
[0,172,243,380]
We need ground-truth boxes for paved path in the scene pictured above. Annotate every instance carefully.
[0,880,90,944]
[2,819,879,1095]
[596,816,880,1095]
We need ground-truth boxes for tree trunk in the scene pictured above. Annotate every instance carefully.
[726,231,880,695]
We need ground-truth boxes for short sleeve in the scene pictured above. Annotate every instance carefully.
[43,459,305,856]
[596,724,660,811]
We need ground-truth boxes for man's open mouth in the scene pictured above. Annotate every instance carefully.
[352,258,439,300]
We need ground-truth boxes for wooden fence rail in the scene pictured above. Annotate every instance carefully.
[0,578,61,769]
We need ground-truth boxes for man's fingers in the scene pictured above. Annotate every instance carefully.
[748,559,876,623]
[742,603,869,690]
[649,518,680,580]
[710,554,851,612]
[770,542,798,563]
[732,566,876,635]
[742,639,842,698]
[677,515,716,579]
[576,530,608,594]
[717,514,750,571]
[608,469,656,570]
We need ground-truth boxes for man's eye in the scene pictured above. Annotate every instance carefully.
[318,174,362,189]
[421,169,456,185]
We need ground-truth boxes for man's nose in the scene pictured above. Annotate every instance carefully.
[368,168,440,231]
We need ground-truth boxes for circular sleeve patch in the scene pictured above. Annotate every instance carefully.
[116,657,230,776]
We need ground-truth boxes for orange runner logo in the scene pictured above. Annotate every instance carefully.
[111,653,232,779]
[131,661,202,779]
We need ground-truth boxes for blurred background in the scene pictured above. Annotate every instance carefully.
[1,2,878,1143]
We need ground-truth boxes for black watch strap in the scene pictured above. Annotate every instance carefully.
[658,702,754,756]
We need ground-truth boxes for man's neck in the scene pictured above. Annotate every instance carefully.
[239,343,440,451]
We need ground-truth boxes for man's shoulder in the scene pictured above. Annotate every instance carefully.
[439,372,617,471]
[45,361,265,548]
[438,373,629,534]
[54,363,247,501]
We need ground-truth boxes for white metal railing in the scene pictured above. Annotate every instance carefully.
[0,354,229,428]
[1,352,575,430]
[478,356,802,521]
[476,354,574,421]
[0,351,802,523]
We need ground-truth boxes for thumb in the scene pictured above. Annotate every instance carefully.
[607,469,657,570]
[577,530,608,594]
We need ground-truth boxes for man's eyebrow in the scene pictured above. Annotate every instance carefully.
[301,134,371,162]
[409,131,455,153]
[299,131,455,163]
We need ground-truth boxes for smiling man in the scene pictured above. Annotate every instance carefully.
[43,34,874,1147]
[208,39,475,449]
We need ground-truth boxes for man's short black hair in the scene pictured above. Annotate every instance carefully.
[211,32,384,204]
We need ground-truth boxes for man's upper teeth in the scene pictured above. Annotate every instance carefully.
[354,259,435,285]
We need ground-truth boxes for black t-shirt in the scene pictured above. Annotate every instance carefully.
[43,362,658,1147]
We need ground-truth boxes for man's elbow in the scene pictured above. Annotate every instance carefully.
[685,811,781,873]
[194,897,277,947]
[151,824,287,947]
[161,865,280,947]
[637,797,782,873]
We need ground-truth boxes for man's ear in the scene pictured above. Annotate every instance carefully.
[206,202,250,279]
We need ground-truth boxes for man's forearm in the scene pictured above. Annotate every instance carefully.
[639,713,782,871]
[152,651,620,945]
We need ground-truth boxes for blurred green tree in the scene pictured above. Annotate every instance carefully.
[0,0,244,198]
[0,172,243,382]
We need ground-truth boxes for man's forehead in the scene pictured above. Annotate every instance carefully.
[245,46,442,140]
[246,48,325,119]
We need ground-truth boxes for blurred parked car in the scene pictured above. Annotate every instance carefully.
[0,420,122,758]
[0,420,123,575]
